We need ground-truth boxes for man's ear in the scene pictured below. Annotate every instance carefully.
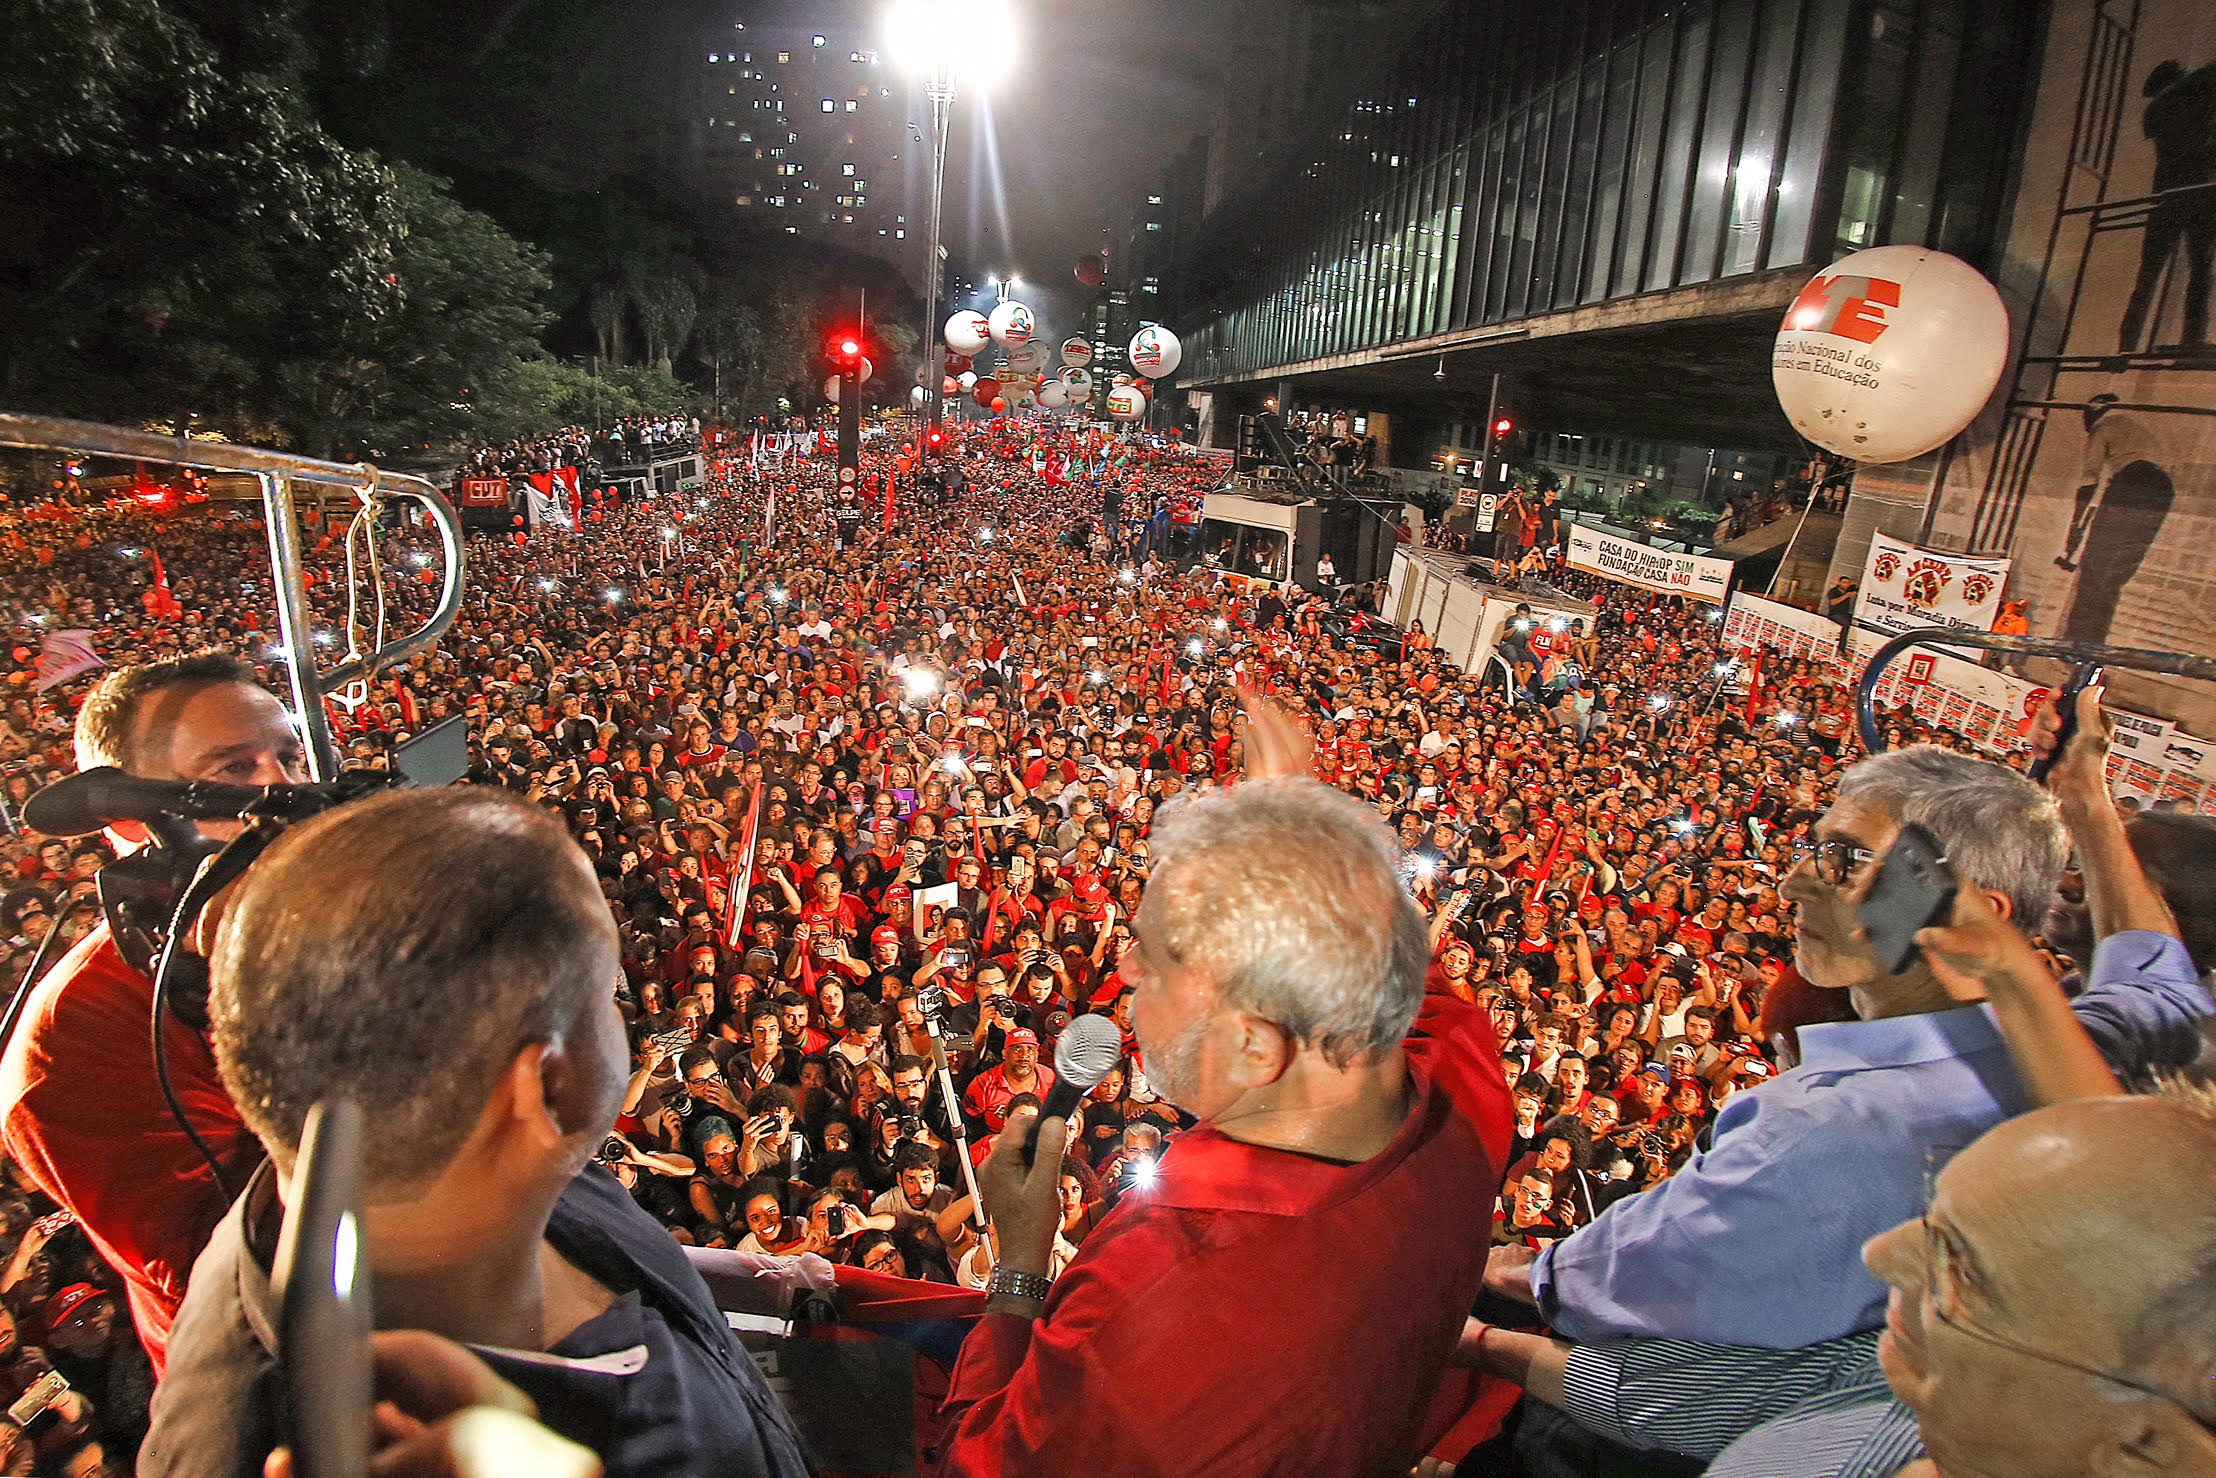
[1229,1011,1296,1091]
[1981,887,2014,925]
[495,1041,588,1149]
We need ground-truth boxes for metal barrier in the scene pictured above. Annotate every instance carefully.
[1853,626,2216,757]
[0,412,465,781]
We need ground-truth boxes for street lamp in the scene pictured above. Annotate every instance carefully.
[887,0,1016,435]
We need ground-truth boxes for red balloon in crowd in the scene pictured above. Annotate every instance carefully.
[511,515,524,527]
[10,648,29,664]
[990,397,1007,414]
[512,532,526,546]
[1075,255,1105,288]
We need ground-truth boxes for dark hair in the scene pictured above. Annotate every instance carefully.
[746,1083,797,1118]
[889,1053,928,1078]
[75,651,260,772]
[890,1140,937,1176]
[2125,812,2216,972]
[211,788,618,1193]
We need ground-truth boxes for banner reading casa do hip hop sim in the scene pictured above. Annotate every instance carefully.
[1565,524,1733,604]
[1855,532,2012,637]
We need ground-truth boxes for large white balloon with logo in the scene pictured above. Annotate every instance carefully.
[944,310,991,356]
[1107,384,1147,421]
[1128,324,1183,380]
[1038,379,1069,409]
[1004,340,1047,375]
[1771,245,2010,463]
[1060,367,1094,399]
[1060,337,1094,368]
[988,300,1036,348]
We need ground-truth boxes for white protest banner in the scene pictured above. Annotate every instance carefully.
[1566,525,1734,604]
[32,630,103,693]
[1855,533,2011,637]
[2107,710,2177,804]
[1722,593,1842,663]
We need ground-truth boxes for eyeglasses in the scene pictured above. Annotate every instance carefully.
[1810,838,1878,886]
[1919,1212,2209,1426]
[686,1073,721,1087]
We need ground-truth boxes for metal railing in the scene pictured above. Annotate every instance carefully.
[0,412,466,781]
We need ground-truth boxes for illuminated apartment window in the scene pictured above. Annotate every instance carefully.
[736,195,753,206]
[842,163,855,175]
[812,34,825,46]
[821,99,835,112]
[896,229,905,238]
[776,51,789,63]
[845,101,856,111]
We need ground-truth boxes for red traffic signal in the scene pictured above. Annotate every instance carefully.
[839,338,861,358]
[1493,418,1513,437]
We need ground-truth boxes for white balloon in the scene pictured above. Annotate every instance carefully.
[1771,246,2010,464]
[1128,324,1182,379]
[823,376,841,402]
[958,371,978,389]
[1060,336,1094,368]
[911,385,928,407]
[1060,367,1093,398]
[944,311,990,356]
[857,356,874,385]
[1107,385,1147,421]
[1038,379,1069,409]
[1005,341,1047,374]
[988,300,1036,348]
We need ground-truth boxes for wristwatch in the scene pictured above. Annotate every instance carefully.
[987,1265,1053,1304]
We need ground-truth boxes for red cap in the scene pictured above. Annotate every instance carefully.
[871,924,901,946]
[882,883,912,902]
[1004,1027,1039,1048]
[44,1283,104,1331]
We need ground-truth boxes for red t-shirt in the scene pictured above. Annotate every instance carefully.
[937,974,1513,1475]
[0,927,255,1374]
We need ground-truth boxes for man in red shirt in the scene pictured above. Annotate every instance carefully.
[0,654,302,1372]
[937,699,1513,1475]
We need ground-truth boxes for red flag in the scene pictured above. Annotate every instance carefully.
[883,470,897,531]
[142,547,182,621]
[390,674,419,728]
[1742,647,1761,722]
[721,781,765,951]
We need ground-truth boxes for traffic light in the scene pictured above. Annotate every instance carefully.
[925,426,946,454]
[1493,417,1513,437]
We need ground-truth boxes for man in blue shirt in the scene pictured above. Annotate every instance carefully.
[145,788,810,1478]
[1476,734,2211,1473]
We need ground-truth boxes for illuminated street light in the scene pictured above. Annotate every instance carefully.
[886,0,1018,435]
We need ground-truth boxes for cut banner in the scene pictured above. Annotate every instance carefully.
[33,630,103,692]
[1854,533,2011,637]
[1566,524,1733,604]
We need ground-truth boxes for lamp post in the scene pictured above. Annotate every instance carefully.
[887,0,1014,438]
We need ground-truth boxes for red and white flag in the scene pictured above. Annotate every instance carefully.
[720,780,765,951]
[33,630,102,692]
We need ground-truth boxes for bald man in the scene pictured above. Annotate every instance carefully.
[1465,1091,2216,1476]
[1863,1090,2216,1478]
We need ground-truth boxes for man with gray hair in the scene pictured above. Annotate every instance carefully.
[1473,727,2211,1475]
[933,696,1514,1476]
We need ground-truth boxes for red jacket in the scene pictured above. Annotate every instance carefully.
[936,975,1513,1475]
[0,926,256,1374]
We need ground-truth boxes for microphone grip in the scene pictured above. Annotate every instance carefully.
[1020,1078,1088,1167]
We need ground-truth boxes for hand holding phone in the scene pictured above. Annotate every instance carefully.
[1857,823,1960,975]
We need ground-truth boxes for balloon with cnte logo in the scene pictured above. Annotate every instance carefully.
[944,311,991,356]
[987,300,1035,348]
[1771,245,2009,464]
[1128,324,1182,380]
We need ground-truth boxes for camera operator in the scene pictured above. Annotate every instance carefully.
[143,788,808,1478]
[0,655,297,1373]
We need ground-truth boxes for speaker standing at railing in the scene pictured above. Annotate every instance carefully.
[0,654,300,1376]
[932,695,1515,1476]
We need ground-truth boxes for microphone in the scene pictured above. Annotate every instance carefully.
[23,768,376,838]
[1022,1013,1123,1166]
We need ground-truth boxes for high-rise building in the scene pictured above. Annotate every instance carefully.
[687,2,919,269]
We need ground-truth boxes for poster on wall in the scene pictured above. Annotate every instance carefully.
[1566,525,1734,603]
[1943,0,2216,734]
[1854,533,2013,638]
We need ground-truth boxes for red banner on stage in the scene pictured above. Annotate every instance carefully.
[457,478,509,509]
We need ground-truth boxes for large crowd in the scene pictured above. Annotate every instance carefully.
[0,411,2203,1476]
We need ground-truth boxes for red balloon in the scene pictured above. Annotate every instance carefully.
[945,353,972,374]
[511,515,524,527]
[1075,255,1105,288]
[10,648,29,664]
[419,569,437,585]
[990,397,1007,414]
[512,532,526,546]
